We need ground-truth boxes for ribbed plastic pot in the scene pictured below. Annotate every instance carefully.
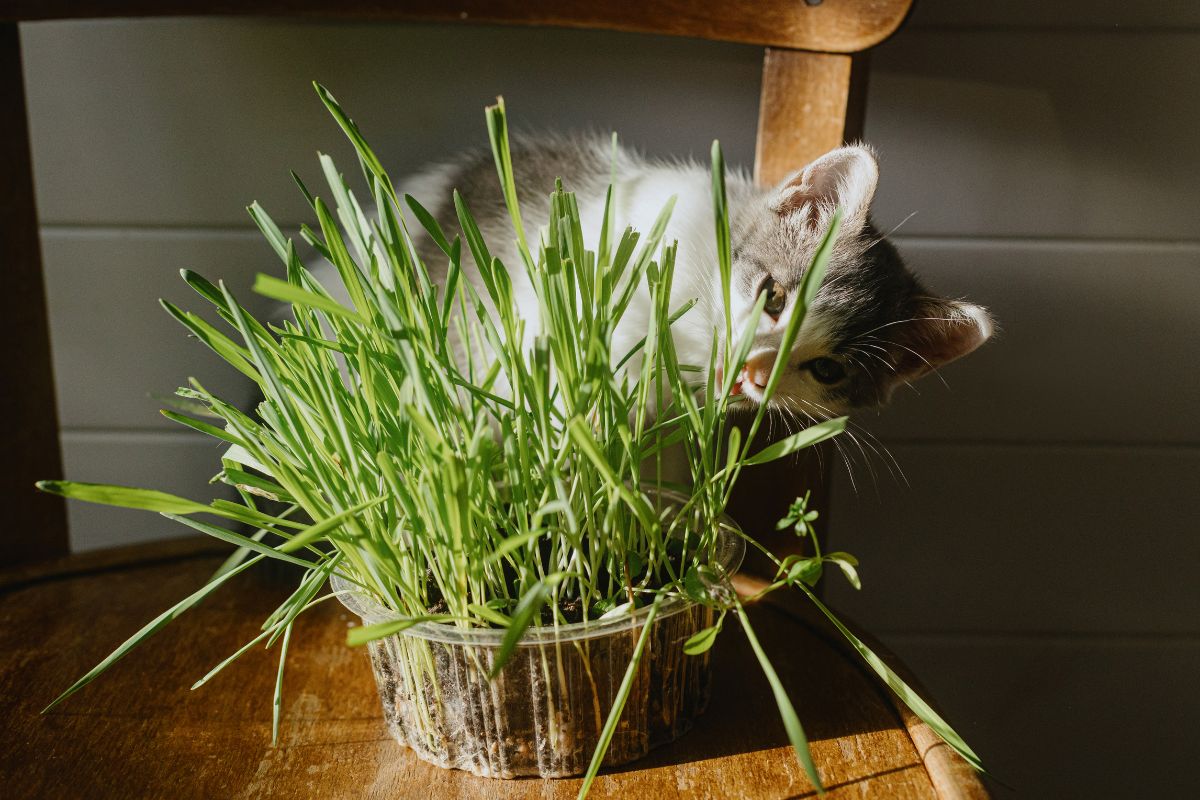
[332,513,744,779]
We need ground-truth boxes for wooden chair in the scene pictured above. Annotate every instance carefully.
[0,6,994,797]
[1,0,913,565]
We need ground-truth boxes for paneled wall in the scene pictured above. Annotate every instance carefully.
[825,10,1200,798]
[20,8,1198,797]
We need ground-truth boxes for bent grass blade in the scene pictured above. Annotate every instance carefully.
[799,585,985,772]
[43,555,264,713]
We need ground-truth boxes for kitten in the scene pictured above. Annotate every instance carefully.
[356,136,993,417]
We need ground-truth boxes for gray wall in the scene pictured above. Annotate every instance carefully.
[20,8,1199,797]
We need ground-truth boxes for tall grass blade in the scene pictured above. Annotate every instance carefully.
[743,417,848,466]
[43,556,263,712]
[736,598,823,793]
[35,481,210,515]
[577,595,662,799]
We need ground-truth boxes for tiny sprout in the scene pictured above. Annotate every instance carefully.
[777,491,820,541]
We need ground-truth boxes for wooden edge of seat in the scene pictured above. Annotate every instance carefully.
[0,535,228,594]
[3,0,914,54]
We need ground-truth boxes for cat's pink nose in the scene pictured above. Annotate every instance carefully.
[744,352,776,389]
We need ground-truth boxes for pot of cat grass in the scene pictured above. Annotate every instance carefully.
[331,506,743,778]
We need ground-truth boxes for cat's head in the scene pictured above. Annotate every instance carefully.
[724,145,993,415]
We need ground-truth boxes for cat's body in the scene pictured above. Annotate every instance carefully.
[394,136,737,386]
[313,135,992,420]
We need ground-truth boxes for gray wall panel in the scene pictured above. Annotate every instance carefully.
[866,31,1200,239]
[61,431,237,551]
[880,636,1200,798]
[825,444,1200,635]
[21,19,761,228]
[864,237,1200,445]
[43,229,274,430]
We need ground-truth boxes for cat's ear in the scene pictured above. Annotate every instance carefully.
[771,145,879,229]
[890,298,994,386]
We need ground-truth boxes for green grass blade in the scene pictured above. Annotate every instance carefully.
[276,495,387,553]
[484,97,529,259]
[711,141,733,350]
[179,269,230,312]
[799,586,985,772]
[254,274,365,322]
[36,481,210,515]
[248,202,291,263]
[161,513,317,569]
[207,499,306,530]
[743,417,847,466]
[208,505,299,582]
[192,626,271,690]
[160,410,241,445]
[43,555,264,712]
[346,614,455,647]
[466,603,512,628]
[577,595,662,799]
[313,82,395,200]
[272,623,293,746]
[404,193,453,256]
[565,417,656,532]
[488,579,550,679]
[160,300,260,381]
[736,597,823,793]
[220,467,293,504]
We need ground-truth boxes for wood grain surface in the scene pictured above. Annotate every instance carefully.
[0,538,984,798]
[2,1,914,54]
[754,49,871,186]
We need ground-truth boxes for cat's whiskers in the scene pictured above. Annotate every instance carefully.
[850,315,961,342]
[843,346,889,376]
[852,332,945,390]
[769,397,827,474]
[778,396,858,494]
[859,425,909,488]
[838,350,882,405]
[836,414,906,487]
[853,337,898,364]
[885,339,951,390]
[877,211,919,243]
[807,397,908,491]
[795,398,866,494]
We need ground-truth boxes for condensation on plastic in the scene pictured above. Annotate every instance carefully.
[333,517,744,778]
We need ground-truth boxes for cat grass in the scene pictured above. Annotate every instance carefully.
[37,84,981,795]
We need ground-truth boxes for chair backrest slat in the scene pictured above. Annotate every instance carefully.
[4,1,912,54]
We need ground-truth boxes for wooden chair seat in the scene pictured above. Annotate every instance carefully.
[0,539,985,798]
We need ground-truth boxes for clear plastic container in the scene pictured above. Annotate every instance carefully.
[332,515,744,778]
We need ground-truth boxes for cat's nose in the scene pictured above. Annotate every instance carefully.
[744,352,776,389]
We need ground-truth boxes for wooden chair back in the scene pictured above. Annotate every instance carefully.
[0,0,914,564]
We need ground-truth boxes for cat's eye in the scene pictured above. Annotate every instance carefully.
[806,357,846,385]
[760,277,787,318]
